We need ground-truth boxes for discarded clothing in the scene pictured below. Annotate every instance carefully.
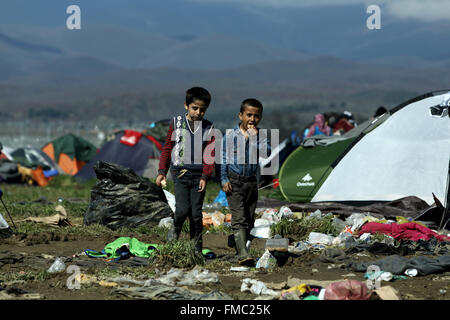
[348,239,450,256]
[281,284,322,300]
[318,248,348,264]
[346,242,408,256]
[85,237,158,261]
[85,237,216,262]
[400,239,450,255]
[359,222,450,242]
[349,254,450,276]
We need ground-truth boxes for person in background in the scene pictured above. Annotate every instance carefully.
[332,111,356,136]
[305,113,333,139]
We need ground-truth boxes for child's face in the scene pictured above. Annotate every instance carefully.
[184,99,208,121]
[239,105,262,131]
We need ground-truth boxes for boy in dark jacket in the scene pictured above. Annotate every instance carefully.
[156,87,215,253]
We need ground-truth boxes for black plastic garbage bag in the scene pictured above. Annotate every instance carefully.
[83,161,173,230]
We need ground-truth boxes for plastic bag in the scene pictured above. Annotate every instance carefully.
[157,268,184,286]
[345,213,369,230]
[83,162,173,230]
[241,278,279,297]
[324,280,371,300]
[261,208,281,225]
[308,210,322,219]
[163,190,176,213]
[359,233,372,243]
[332,232,353,247]
[47,257,66,273]
[308,232,335,246]
[279,206,293,218]
[332,217,346,232]
[178,267,219,286]
[159,217,174,229]
[210,212,225,226]
[256,250,277,269]
[250,219,272,238]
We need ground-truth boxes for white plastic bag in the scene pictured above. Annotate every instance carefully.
[159,217,174,228]
[0,213,9,229]
[308,232,335,245]
[256,250,277,269]
[261,208,281,225]
[47,257,66,273]
[345,213,368,229]
[332,217,346,232]
[157,268,184,286]
[163,190,176,213]
[250,219,272,238]
[359,233,372,243]
[308,210,322,219]
[332,232,353,246]
[241,278,279,297]
[279,206,293,218]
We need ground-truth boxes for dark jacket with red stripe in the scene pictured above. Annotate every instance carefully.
[158,114,215,181]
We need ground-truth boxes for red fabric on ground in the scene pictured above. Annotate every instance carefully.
[359,222,450,242]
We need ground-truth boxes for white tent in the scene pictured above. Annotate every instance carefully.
[311,90,450,206]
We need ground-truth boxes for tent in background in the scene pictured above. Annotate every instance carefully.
[9,147,60,172]
[42,134,97,176]
[75,129,163,181]
[144,119,171,143]
[279,90,450,208]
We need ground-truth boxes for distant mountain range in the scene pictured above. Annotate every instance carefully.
[1,1,450,131]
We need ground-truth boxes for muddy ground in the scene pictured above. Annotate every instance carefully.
[0,228,449,302]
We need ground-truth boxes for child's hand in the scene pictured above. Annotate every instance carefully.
[198,179,207,193]
[247,125,258,137]
[222,182,232,194]
[156,174,167,188]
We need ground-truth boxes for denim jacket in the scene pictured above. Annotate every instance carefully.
[220,124,270,186]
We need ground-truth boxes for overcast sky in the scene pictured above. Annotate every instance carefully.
[188,0,450,22]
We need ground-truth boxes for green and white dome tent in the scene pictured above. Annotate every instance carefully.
[279,90,450,208]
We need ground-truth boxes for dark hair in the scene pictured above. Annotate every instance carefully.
[374,106,387,117]
[240,98,263,113]
[185,87,211,106]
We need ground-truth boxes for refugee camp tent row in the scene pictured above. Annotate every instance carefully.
[279,90,450,218]
[75,129,164,181]
[0,143,61,186]
[41,134,98,176]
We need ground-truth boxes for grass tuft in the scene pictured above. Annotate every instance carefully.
[270,215,340,241]
[152,240,205,268]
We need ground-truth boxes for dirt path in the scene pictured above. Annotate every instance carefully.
[0,232,449,300]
